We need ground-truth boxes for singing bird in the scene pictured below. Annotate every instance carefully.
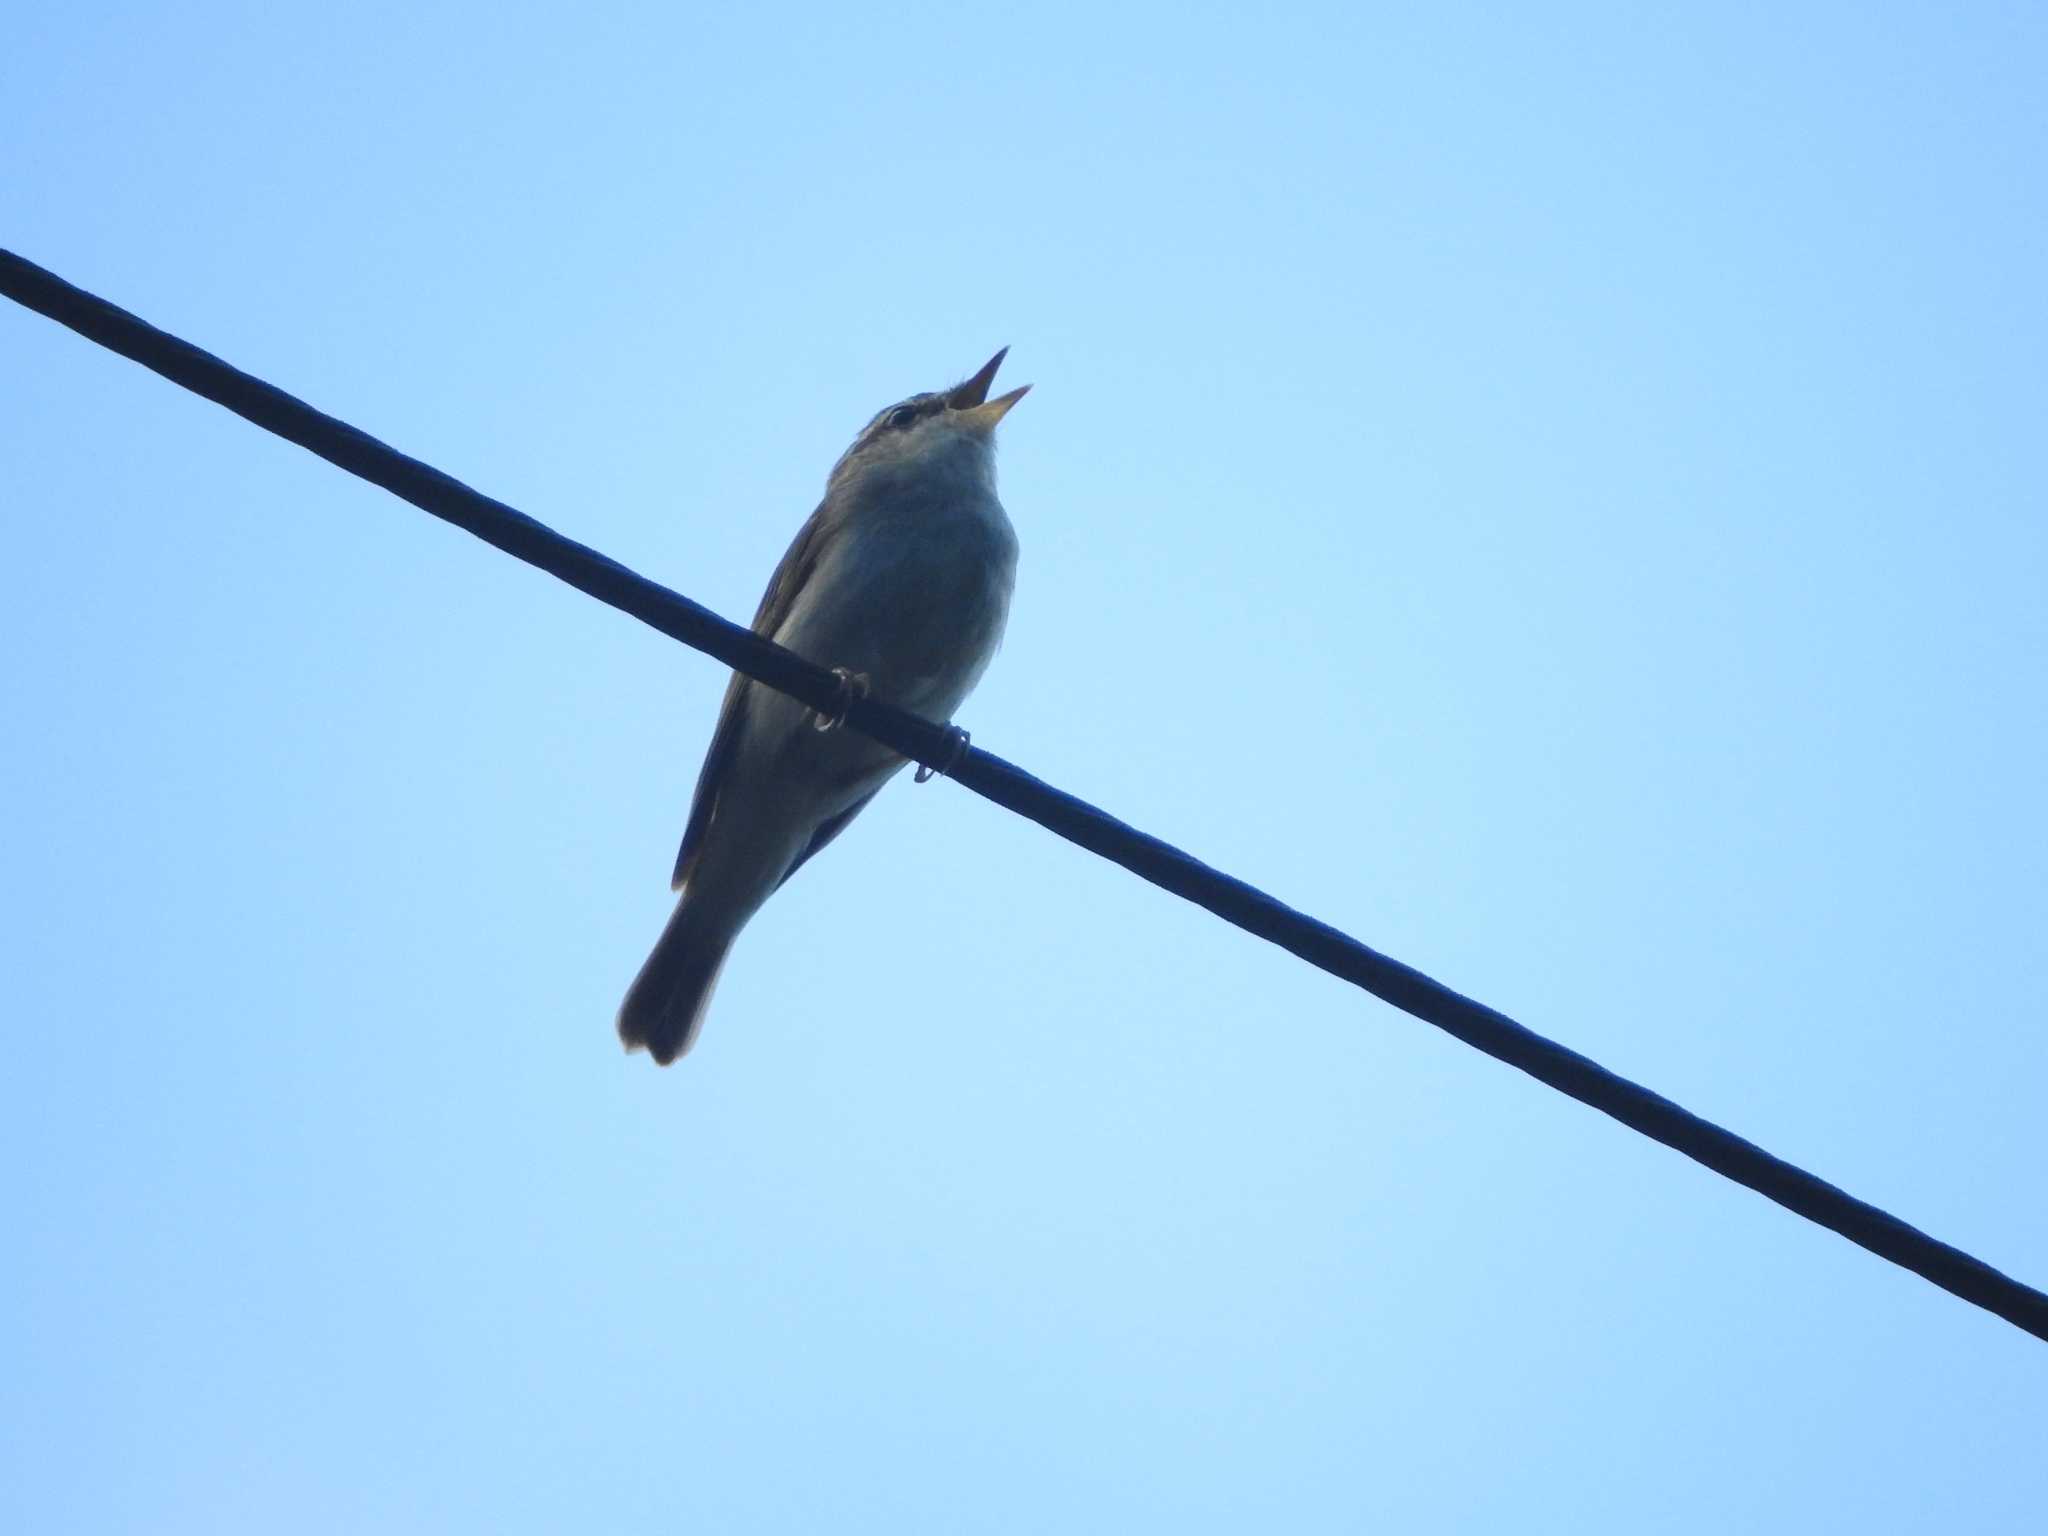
[618,348,1028,1063]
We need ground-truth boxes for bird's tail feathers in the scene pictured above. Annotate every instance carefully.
[617,896,735,1066]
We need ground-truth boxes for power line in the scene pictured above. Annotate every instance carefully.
[4,246,2042,1346]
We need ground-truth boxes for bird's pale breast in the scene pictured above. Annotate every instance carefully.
[782,484,1016,721]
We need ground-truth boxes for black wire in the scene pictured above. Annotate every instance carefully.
[5,246,2043,1345]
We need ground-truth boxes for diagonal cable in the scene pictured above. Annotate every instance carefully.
[4,246,2042,1345]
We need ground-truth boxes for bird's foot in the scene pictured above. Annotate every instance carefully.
[811,668,871,732]
[915,725,972,783]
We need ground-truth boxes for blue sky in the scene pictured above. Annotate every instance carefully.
[4,3,2045,1531]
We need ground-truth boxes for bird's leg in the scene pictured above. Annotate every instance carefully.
[811,667,871,732]
[915,725,972,783]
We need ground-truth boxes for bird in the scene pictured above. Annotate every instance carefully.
[617,348,1028,1064]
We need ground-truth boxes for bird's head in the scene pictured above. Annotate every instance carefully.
[826,347,1029,495]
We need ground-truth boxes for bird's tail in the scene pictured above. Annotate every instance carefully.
[617,895,735,1066]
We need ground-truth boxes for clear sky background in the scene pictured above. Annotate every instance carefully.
[4,4,2045,1531]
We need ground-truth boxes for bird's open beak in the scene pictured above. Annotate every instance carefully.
[948,346,1030,428]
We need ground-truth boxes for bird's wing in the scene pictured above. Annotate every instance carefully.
[670,502,837,891]
[774,785,883,893]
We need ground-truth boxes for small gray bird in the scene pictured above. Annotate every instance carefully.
[618,348,1028,1063]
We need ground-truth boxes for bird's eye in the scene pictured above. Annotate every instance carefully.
[886,405,919,430]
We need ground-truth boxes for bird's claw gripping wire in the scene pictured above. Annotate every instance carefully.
[915,725,971,784]
[811,667,870,732]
